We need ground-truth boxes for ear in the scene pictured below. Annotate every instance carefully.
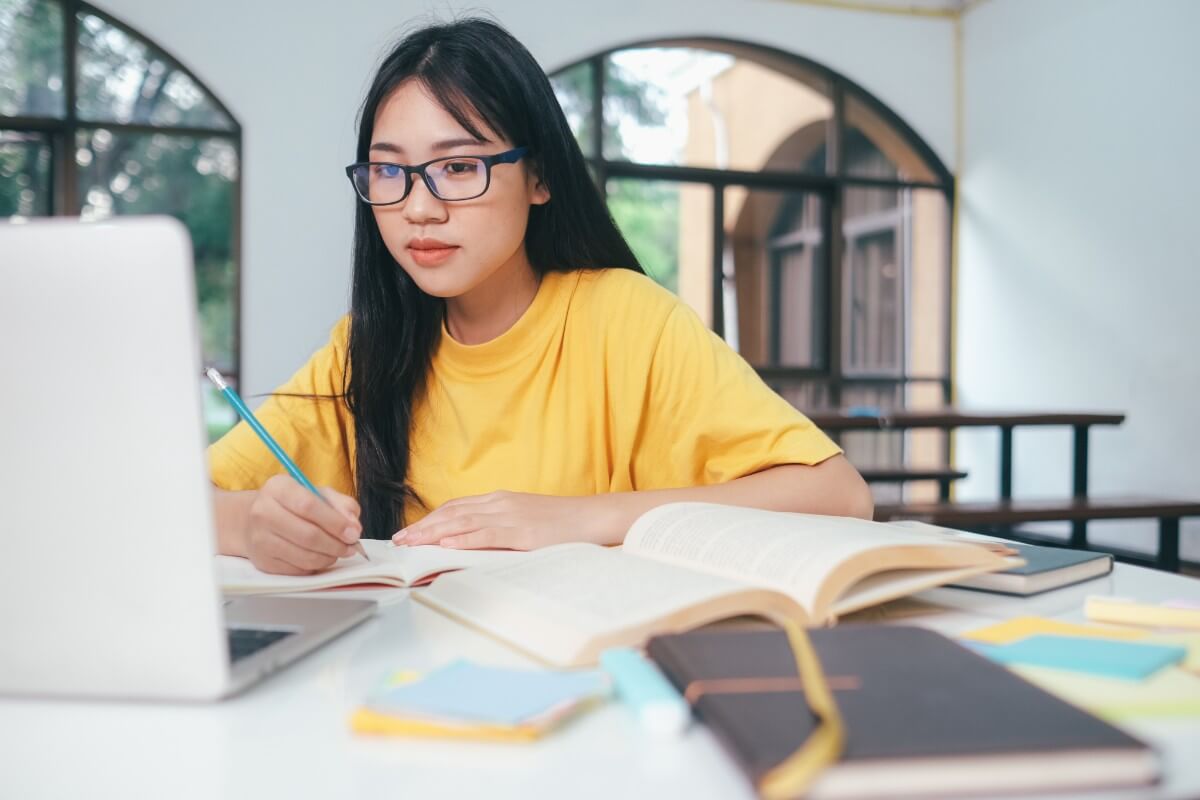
[527,170,550,206]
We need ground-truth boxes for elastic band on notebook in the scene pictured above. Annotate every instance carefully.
[683,675,861,704]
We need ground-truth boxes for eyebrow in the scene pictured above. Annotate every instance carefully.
[369,137,490,155]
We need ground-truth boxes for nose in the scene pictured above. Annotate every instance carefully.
[400,171,448,224]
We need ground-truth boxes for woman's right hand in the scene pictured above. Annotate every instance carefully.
[236,475,363,575]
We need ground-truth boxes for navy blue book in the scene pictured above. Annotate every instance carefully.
[950,542,1112,595]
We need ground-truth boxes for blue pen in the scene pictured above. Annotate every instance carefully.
[205,367,369,561]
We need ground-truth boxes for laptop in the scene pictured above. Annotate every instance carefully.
[0,216,376,701]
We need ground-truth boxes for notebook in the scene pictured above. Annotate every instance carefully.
[218,539,526,593]
[646,625,1159,799]
[893,523,1112,595]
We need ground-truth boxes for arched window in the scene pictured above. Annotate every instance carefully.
[1,0,241,439]
[551,40,952,472]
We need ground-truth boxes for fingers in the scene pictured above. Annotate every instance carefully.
[258,494,352,558]
[257,528,345,573]
[397,513,490,545]
[394,491,510,544]
[246,477,362,574]
[320,486,362,522]
[267,475,361,545]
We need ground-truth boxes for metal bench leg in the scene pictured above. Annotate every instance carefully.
[1070,520,1088,550]
[1070,424,1090,549]
[1158,517,1181,573]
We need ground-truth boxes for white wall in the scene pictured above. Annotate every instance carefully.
[92,0,954,394]
[957,0,1200,557]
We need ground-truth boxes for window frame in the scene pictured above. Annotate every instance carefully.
[551,36,954,410]
[1,0,243,383]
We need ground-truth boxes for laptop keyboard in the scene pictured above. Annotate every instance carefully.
[227,628,295,663]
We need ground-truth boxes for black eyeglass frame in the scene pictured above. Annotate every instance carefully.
[344,146,530,205]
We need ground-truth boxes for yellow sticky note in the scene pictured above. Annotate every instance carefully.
[1012,665,1200,721]
[349,707,542,741]
[961,616,1148,645]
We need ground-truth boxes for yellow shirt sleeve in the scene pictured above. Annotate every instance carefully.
[206,317,356,496]
[632,301,842,488]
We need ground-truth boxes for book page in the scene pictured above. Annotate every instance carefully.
[218,540,525,594]
[623,502,1001,615]
[415,543,802,667]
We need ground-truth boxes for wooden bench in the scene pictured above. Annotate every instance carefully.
[858,467,968,501]
[809,408,1128,545]
[875,496,1200,572]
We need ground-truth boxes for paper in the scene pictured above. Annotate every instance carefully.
[366,660,610,725]
[972,635,1186,681]
[962,616,1148,645]
[1013,665,1200,720]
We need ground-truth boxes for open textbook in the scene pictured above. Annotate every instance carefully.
[414,502,1016,667]
[218,540,527,594]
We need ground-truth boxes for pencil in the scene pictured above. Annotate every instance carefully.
[205,367,369,561]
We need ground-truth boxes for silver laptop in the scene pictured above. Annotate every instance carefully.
[0,216,375,701]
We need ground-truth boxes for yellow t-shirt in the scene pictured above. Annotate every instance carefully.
[207,268,841,524]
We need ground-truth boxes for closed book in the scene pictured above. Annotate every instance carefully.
[891,522,1113,596]
[647,625,1158,798]
[950,543,1112,595]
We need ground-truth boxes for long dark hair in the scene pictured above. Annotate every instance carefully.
[346,17,643,538]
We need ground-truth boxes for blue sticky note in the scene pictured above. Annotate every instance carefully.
[367,660,610,725]
[975,634,1186,681]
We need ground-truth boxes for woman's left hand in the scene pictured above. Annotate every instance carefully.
[391,491,621,550]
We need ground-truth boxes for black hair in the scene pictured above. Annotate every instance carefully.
[345,16,643,538]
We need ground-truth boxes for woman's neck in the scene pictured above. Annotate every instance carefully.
[443,253,541,345]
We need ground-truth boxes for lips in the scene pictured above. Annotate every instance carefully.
[407,238,459,267]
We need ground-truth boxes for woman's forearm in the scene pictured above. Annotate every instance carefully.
[593,456,874,542]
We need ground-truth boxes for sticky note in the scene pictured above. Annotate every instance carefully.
[1013,665,1200,720]
[367,660,609,725]
[962,616,1147,646]
[973,635,1186,681]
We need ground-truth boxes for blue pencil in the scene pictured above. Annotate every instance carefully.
[205,367,368,561]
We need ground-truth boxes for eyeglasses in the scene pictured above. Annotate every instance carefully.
[344,146,529,206]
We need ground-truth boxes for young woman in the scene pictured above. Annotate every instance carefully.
[209,18,873,576]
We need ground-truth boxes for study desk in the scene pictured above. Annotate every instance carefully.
[3,563,1198,800]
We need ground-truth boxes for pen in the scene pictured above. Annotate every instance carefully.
[205,367,369,561]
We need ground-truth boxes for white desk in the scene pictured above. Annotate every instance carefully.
[3,562,1199,800]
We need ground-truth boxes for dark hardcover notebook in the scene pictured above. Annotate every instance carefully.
[950,543,1113,595]
[647,625,1157,799]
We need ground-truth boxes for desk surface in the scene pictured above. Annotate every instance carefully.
[808,408,1127,430]
[3,564,1198,800]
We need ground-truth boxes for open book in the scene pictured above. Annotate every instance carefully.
[415,502,1016,667]
[218,539,525,594]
